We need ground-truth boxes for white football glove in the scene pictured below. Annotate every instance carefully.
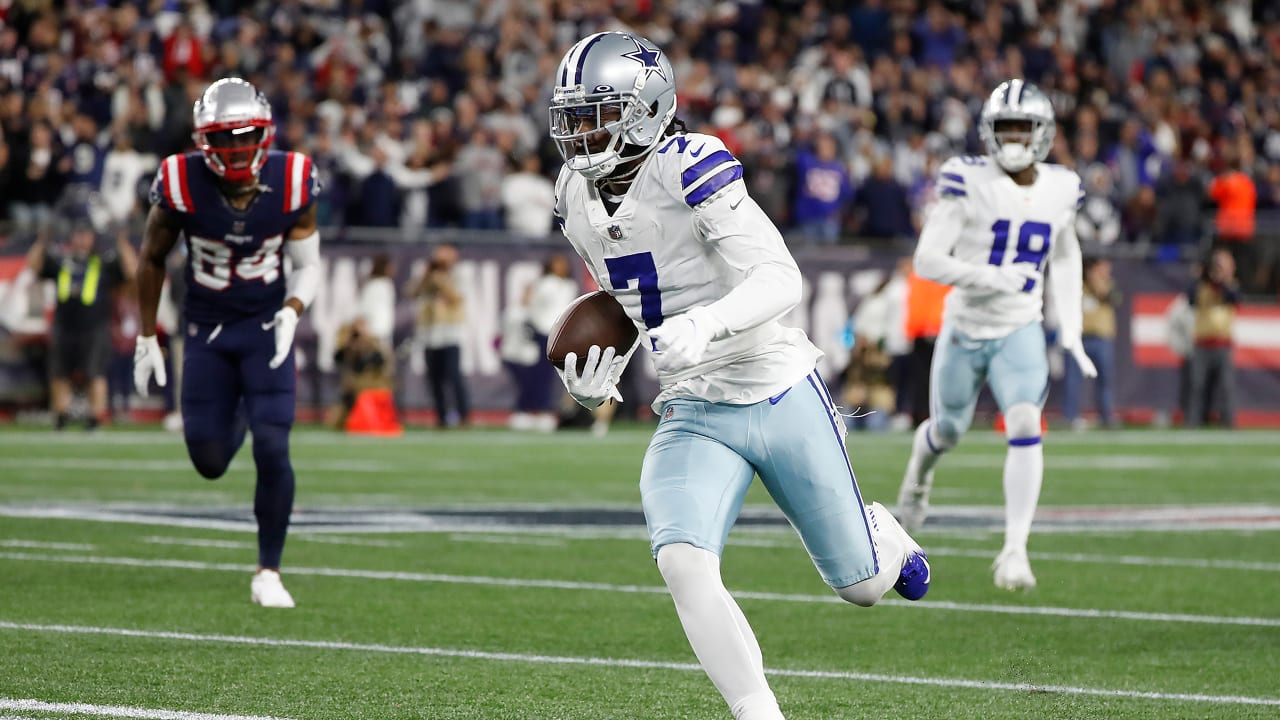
[1063,339,1098,379]
[559,345,625,410]
[975,264,1039,295]
[133,335,167,397]
[263,306,300,369]
[649,306,721,367]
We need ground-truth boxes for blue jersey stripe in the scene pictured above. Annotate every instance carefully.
[939,186,966,197]
[941,172,965,184]
[680,150,735,188]
[685,164,743,206]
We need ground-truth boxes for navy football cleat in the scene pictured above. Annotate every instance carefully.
[894,550,931,601]
[867,501,930,601]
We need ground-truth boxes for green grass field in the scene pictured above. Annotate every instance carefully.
[0,426,1277,720]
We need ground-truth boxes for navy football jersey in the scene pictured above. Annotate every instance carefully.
[149,150,320,325]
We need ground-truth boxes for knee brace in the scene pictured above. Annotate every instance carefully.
[1003,403,1042,443]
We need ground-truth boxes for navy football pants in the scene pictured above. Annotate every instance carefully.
[182,311,296,569]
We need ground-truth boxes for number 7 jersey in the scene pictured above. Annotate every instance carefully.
[929,155,1083,339]
[149,151,319,325]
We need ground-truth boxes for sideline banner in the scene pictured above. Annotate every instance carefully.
[2,242,1278,421]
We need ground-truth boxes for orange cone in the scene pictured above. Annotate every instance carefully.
[345,388,404,437]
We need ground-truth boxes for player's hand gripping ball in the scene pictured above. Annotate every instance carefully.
[546,291,638,375]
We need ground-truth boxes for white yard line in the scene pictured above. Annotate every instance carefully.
[0,698,293,720]
[143,537,254,550]
[0,458,399,474]
[447,533,567,547]
[1,551,1276,628]
[1,623,1275,707]
[0,540,95,551]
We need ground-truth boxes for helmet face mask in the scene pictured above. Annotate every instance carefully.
[980,80,1055,173]
[549,32,676,181]
[192,78,275,183]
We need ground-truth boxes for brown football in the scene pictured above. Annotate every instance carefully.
[546,290,639,373]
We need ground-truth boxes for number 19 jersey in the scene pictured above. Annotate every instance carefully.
[932,155,1082,339]
[149,151,319,325]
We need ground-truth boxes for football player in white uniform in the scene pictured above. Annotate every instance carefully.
[896,80,1096,590]
[548,32,929,720]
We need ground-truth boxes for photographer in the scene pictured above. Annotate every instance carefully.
[411,244,470,428]
[26,222,137,430]
[330,317,391,429]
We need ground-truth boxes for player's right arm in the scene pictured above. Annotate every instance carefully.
[913,159,1033,294]
[133,203,182,395]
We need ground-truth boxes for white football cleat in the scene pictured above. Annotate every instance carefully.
[251,569,296,608]
[896,455,934,533]
[992,547,1036,591]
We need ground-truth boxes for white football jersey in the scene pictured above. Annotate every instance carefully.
[555,132,821,408]
[919,155,1084,339]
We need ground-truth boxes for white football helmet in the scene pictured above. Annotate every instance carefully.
[549,32,677,180]
[979,79,1055,173]
[192,77,275,183]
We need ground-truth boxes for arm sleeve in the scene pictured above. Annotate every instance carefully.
[691,181,803,340]
[912,196,988,287]
[1048,220,1084,346]
[285,231,322,309]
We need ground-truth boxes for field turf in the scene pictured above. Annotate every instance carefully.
[0,426,1276,720]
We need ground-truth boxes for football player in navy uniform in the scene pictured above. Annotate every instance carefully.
[132,78,321,608]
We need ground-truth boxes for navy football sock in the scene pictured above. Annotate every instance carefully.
[251,421,295,569]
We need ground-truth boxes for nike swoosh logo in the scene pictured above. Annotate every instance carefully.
[688,143,706,158]
[768,388,790,405]
[729,197,743,210]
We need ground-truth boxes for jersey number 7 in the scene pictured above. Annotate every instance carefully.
[606,252,663,351]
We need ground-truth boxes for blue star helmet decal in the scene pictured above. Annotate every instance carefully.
[622,36,667,82]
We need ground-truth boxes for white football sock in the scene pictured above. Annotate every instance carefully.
[1002,441,1043,552]
[657,543,784,720]
[913,420,946,473]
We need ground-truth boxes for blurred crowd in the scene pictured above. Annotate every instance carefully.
[2,0,1279,284]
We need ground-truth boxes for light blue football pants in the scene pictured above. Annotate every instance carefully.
[929,320,1049,443]
[641,370,878,588]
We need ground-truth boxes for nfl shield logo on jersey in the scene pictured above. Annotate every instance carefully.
[608,224,624,240]
[663,406,675,421]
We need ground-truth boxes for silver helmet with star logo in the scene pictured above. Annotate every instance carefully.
[549,32,677,180]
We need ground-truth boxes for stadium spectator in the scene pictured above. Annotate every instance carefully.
[1208,140,1259,291]
[1062,258,1121,430]
[1154,158,1208,251]
[501,152,556,239]
[25,222,136,430]
[1186,249,1240,428]
[792,131,852,243]
[412,244,470,428]
[855,156,915,241]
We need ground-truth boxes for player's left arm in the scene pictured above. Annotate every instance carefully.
[267,203,321,369]
[691,184,802,337]
[1047,189,1095,377]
